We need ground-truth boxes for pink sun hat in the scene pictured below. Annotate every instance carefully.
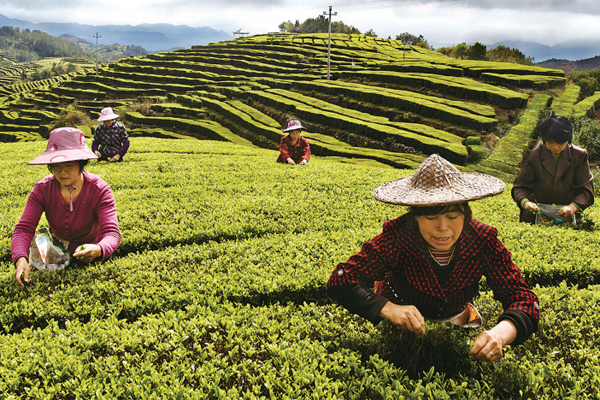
[97,107,119,122]
[28,127,98,165]
[283,119,306,132]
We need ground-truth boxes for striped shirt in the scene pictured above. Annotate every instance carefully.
[428,246,455,266]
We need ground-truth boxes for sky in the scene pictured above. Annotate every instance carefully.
[1,0,599,47]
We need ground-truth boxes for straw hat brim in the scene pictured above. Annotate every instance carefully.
[373,172,505,206]
[28,148,98,165]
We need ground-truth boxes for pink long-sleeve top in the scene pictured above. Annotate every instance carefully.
[11,170,121,264]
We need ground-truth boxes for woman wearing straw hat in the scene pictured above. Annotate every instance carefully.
[92,107,130,162]
[12,127,122,287]
[276,120,311,165]
[512,112,594,224]
[327,154,539,362]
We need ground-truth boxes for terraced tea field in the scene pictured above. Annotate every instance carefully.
[2,32,599,178]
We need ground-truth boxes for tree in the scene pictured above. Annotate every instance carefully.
[278,16,361,34]
[571,69,600,99]
[437,42,533,65]
[487,45,534,65]
[469,42,487,60]
[395,32,426,45]
[453,43,469,59]
[364,29,377,37]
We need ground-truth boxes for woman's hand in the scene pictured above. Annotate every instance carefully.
[94,150,101,157]
[379,301,426,335]
[110,154,121,162]
[286,158,295,165]
[73,244,102,263]
[523,201,540,213]
[299,159,308,165]
[470,320,517,362]
[558,203,577,219]
[15,257,31,287]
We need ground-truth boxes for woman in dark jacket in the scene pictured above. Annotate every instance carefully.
[327,154,539,362]
[92,107,130,162]
[512,112,594,223]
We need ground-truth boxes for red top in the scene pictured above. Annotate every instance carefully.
[276,135,311,164]
[12,170,121,264]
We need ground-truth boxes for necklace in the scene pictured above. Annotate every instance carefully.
[428,246,456,266]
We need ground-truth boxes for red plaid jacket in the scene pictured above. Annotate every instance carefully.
[327,213,539,344]
[276,135,311,164]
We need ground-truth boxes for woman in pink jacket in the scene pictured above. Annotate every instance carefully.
[12,127,121,287]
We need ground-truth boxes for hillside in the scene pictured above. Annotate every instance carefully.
[538,55,600,76]
[1,138,600,398]
[0,26,87,62]
[2,32,599,183]
[0,13,232,52]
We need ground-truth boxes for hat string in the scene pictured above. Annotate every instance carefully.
[65,172,82,212]
[65,184,77,212]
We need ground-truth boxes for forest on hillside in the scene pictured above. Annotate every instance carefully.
[0,26,147,65]
[0,26,87,62]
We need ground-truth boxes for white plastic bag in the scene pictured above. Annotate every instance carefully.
[29,227,71,270]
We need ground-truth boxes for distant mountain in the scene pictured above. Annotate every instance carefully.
[488,39,600,63]
[0,13,232,52]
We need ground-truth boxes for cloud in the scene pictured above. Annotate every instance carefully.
[0,0,599,48]
[460,0,600,15]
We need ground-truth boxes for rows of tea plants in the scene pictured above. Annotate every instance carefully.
[0,32,597,175]
[1,137,600,398]
[472,93,552,180]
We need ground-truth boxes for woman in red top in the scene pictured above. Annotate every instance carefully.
[327,154,539,362]
[276,120,311,165]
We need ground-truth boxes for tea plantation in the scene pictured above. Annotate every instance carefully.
[2,32,599,177]
[1,32,600,399]
[1,138,600,399]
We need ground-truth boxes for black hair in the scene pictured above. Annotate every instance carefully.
[538,111,573,144]
[411,202,472,226]
[47,159,89,173]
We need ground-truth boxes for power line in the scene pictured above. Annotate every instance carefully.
[296,0,460,14]
[330,0,461,12]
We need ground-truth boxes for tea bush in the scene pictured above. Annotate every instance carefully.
[1,137,600,399]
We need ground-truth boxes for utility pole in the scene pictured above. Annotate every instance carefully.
[93,32,101,76]
[323,6,337,80]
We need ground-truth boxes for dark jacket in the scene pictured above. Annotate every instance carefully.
[512,142,594,223]
[327,213,539,346]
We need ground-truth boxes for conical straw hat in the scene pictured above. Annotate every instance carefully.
[372,154,505,206]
